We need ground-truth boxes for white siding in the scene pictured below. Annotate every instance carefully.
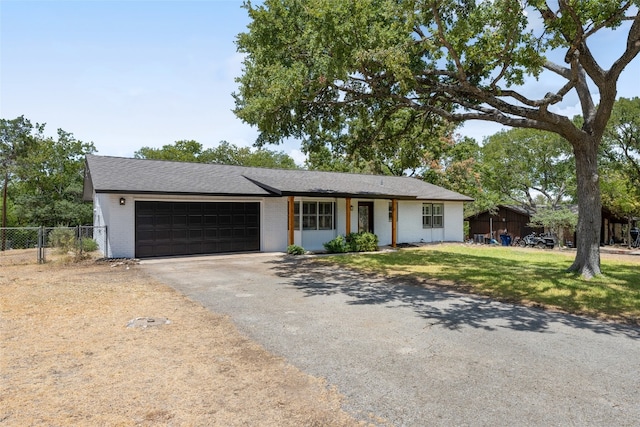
[395,200,462,244]
[94,193,136,258]
[442,201,465,242]
[93,193,467,257]
[263,198,288,252]
[374,200,392,244]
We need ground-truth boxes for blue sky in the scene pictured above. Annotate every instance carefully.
[1,1,639,165]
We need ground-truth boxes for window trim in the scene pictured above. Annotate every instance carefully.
[290,200,335,231]
[422,203,444,229]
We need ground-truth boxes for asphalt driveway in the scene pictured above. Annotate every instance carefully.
[141,253,640,426]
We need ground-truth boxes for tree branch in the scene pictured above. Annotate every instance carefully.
[430,3,466,82]
[608,13,640,81]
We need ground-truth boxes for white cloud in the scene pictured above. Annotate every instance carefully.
[288,149,307,167]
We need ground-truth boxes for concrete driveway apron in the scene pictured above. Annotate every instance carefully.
[141,253,640,427]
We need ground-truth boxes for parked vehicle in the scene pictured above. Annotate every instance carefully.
[519,232,556,249]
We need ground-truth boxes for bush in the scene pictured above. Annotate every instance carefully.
[48,228,76,253]
[323,232,379,253]
[287,244,305,255]
[323,235,350,253]
[80,238,99,252]
[347,232,379,252]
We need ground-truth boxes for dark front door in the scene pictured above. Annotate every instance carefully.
[135,201,260,258]
[358,202,374,233]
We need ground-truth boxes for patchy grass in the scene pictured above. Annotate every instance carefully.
[323,244,640,324]
[0,262,364,426]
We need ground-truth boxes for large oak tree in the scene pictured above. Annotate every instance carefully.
[234,0,640,278]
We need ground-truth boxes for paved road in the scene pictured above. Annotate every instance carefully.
[142,253,640,426]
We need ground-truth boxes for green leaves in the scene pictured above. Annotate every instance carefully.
[600,97,640,219]
[481,128,575,209]
[1,119,96,227]
[134,140,299,169]
[12,128,96,226]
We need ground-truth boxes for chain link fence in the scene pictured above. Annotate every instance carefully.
[0,226,107,265]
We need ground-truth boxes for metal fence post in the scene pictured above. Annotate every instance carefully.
[76,225,81,258]
[37,226,44,264]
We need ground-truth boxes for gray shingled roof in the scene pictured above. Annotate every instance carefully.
[83,154,474,201]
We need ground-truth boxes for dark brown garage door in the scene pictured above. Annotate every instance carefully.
[135,201,260,258]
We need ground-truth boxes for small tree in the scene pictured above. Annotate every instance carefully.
[529,207,578,247]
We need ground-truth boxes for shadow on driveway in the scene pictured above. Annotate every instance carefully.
[267,256,640,339]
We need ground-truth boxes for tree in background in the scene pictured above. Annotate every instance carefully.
[421,135,501,216]
[600,170,640,245]
[234,0,640,278]
[12,128,96,226]
[1,117,41,225]
[1,117,41,248]
[134,140,206,162]
[600,97,640,245]
[135,140,299,169]
[529,207,578,247]
[601,97,640,189]
[305,145,380,173]
[481,128,575,210]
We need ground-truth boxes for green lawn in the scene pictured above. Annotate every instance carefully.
[323,244,640,324]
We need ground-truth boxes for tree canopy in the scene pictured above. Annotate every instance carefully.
[134,140,299,169]
[481,128,575,210]
[234,0,640,278]
[1,117,95,227]
[1,116,41,229]
[599,96,640,234]
[601,97,640,189]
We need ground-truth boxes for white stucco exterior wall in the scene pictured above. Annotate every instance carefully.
[93,193,467,257]
[94,193,136,258]
[262,197,288,252]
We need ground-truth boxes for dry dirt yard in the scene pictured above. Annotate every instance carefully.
[1,249,636,426]
[0,258,367,427]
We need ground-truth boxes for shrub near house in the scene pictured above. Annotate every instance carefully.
[324,232,379,253]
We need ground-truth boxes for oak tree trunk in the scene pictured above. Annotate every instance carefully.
[568,139,601,278]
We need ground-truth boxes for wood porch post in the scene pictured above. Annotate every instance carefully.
[391,199,397,248]
[288,196,294,246]
[345,197,351,235]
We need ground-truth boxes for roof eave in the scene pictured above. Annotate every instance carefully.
[93,189,279,198]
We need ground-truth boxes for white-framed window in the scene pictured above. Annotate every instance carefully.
[290,201,335,231]
[318,202,333,230]
[302,202,317,230]
[422,203,444,228]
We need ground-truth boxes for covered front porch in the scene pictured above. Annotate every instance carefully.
[285,196,457,252]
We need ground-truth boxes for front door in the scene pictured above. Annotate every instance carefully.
[358,202,374,233]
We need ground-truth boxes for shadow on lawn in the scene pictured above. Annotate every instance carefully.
[268,256,639,340]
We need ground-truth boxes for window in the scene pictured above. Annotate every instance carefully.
[318,202,333,230]
[432,203,443,227]
[292,201,334,231]
[302,202,317,230]
[422,203,444,228]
